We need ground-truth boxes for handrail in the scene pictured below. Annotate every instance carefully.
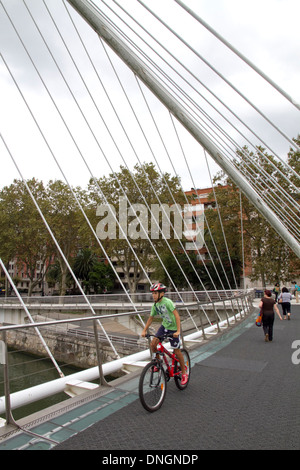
[0,289,246,306]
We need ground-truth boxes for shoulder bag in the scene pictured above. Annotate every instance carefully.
[256,309,263,327]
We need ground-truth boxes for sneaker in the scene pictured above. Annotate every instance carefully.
[181,374,188,386]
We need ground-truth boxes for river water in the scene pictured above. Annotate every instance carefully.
[0,349,85,421]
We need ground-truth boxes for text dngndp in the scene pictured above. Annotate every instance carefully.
[146,455,198,464]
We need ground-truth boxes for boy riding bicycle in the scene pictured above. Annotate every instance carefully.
[141,282,188,386]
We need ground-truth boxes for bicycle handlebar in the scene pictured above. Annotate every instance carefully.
[144,333,175,340]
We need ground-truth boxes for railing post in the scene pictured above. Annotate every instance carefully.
[197,301,207,340]
[245,292,252,315]
[1,332,15,426]
[238,296,245,318]
[241,295,247,316]
[247,292,253,313]
[222,300,230,327]
[93,320,110,387]
[230,298,238,323]
[213,303,221,332]
[146,328,153,359]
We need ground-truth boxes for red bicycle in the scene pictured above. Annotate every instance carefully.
[139,333,191,412]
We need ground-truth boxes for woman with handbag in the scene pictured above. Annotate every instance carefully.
[259,290,282,342]
[278,287,293,320]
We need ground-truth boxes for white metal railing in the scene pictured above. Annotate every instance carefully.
[0,289,246,307]
[0,287,295,306]
[0,289,254,427]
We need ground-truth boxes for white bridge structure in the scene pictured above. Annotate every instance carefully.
[0,0,299,428]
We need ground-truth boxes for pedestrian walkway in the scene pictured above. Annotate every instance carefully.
[0,303,299,451]
[53,304,299,451]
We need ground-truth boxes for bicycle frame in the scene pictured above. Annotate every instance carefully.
[154,339,181,379]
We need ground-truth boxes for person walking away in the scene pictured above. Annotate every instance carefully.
[278,287,293,320]
[273,282,280,303]
[293,282,300,303]
[141,282,188,386]
[259,289,282,342]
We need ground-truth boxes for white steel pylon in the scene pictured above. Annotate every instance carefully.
[67,0,300,258]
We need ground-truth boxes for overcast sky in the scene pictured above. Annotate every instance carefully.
[0,0,299,192]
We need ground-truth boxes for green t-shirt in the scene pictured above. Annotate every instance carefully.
[150,297,177,330]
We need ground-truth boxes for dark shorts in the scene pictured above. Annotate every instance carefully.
[155,325,180,349]
[281,302,291,315]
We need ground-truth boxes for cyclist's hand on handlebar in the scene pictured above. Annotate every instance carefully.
[141,331,152,338]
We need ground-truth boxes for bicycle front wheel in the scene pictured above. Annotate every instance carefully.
[139,362,167,412]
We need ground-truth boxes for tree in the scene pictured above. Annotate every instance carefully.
[204,184,244,288]
[44,180,93,296]
[89,163,186,292]
[0,179,54,295]
[287,134,300,200]
[287,135,300,278]
[87,261,115,294]
[71,248,114,294]
[73,248,97,285]
[209,142,299,286]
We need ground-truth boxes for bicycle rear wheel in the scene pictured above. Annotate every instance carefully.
[174,348,191,390]
[139,362,167,412]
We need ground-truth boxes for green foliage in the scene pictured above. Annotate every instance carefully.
[72,248,114,294]
[1,139,298,295]
[211,143,299,285]
[88,162,186,292]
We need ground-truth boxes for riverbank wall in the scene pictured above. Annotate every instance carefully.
[5,326,140,370]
